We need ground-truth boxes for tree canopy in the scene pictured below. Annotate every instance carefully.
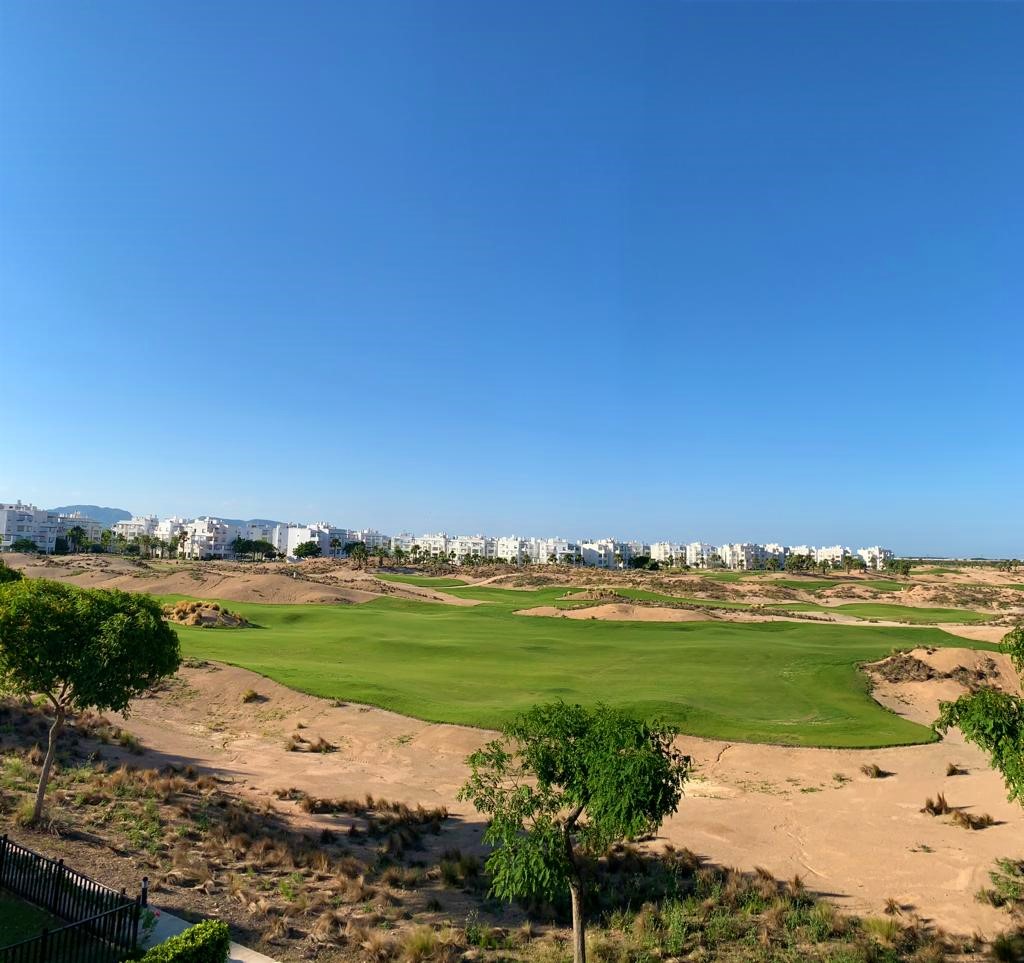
[0,560,22,585]
[459,702,689,963]
[292,540,322,559]
[0,580,181,820]
[936,625,1024,805]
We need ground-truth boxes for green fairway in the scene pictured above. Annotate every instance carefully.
[767,579,844,592]
[613,587,753,610]
[829,603,992,624]
[167,583,997,748]
[375,573,469,588]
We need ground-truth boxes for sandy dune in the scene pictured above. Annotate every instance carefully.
[517,603,713,622]
[107,655,1024,938]
[3,554,484,606]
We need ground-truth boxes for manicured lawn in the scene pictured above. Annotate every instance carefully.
[0,892,60,946]
[829,603,992,624]
[767,579,844,592]
[168,585,997,748]
[613,588,753,611]
[374,573,469,588]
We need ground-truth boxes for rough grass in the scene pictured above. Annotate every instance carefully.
[0,893,62,944]
[163,586,999,748]
[374,574,468,588]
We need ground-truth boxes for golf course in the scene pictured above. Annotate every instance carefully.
[167,581,998,748]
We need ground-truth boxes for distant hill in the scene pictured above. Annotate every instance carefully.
[48,505,132,527]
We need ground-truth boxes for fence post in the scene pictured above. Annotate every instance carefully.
[38,928,48,963]
[141,876,149,908]
[0,834,7,885]
[132,894,142,951]
[50,859,65,915]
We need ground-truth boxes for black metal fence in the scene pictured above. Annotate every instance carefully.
[0,834,145,963]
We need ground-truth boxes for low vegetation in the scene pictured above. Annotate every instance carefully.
[163,599,251,628]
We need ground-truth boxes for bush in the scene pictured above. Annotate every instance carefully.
[140,919,231,962]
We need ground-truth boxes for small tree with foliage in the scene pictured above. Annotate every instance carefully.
[936,625,1024,805]
[10,538,38,553]
[0,580,181,822]
[292,540,322,559]
[0,560,22,585]
[459,702,690,963]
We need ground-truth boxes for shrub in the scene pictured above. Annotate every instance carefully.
[140,919,231,962]
[921,793,951,815]
[241,689,259,704]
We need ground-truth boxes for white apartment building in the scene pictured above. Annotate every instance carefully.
[525,537,578,565]
[763,543,787,567]
[685,542,717,568]
[816,545,850,567]
[580,538,618,569]
[493,536,526,564]
[857,546,894,571]
[179,517,239,559]
[112,515,159,540]
[649,542,684,566]
[788,545,816,559]
[56,512,106,545]
[0,502,60,553]
[448,535,492,561]
[241,521,277,544]
[719,542,757,570]
[390,532,418,553]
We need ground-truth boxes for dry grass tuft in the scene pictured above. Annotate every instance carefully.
[921,793,951,815]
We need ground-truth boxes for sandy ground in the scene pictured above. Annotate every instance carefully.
[517,603,714,622]
[3,554,478,607]
[108,654,1024,938]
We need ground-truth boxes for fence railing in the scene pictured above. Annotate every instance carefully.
[0,903,140,963]
[0,834,145,962]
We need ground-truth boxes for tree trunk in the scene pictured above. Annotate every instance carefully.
[569,877,586,963]
[34,705,65,823]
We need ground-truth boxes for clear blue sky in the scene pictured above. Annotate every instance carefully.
[1,2,1020,556]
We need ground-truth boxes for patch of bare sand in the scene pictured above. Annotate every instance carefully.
[940,624,1016,644]
[6,554,485,607]
[110,658,1024,937]
[516,603,714,622]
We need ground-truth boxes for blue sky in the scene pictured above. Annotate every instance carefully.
[1,2,1020,556]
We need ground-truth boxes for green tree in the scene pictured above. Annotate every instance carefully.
[936,625,1024,805]
[0,580,181,822]
[329,537,342,557]
[100,529,113,552]
[459,702,690,963]
[53,537,70,556]
[65,526,87,553]
[292,540,322,559]
[0,560,22,584]
[766,556,781,572]
[10,538,38,553]
[345,542,368,568]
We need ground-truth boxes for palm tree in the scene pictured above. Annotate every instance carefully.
[329,537,341,558]
[66,526,87,553]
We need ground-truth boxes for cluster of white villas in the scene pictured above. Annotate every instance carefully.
[0,502,894,572]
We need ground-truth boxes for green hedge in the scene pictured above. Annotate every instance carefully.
[140,919,231,962]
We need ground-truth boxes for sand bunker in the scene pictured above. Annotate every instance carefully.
[517,603,714,622]
[100,654,1024,938]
